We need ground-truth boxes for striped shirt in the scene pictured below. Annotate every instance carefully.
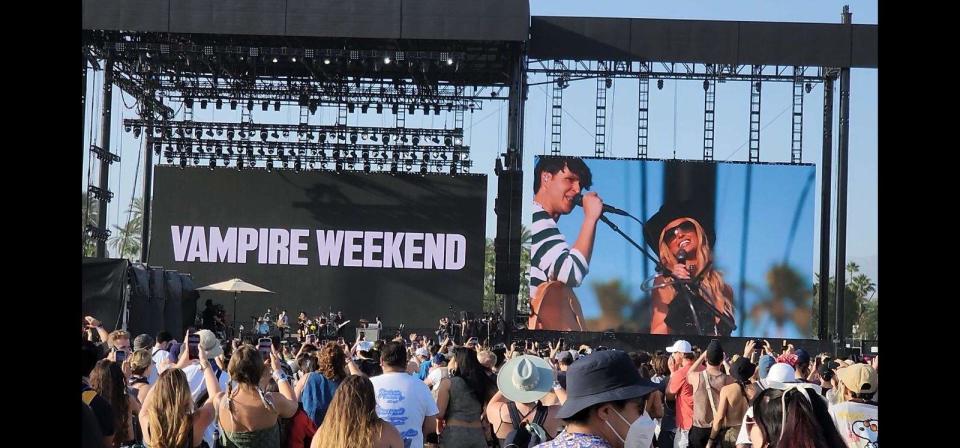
[530,202,590,302]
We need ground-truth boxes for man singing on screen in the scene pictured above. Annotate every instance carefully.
[528,156,603,331]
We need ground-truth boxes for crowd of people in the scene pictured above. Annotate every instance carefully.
[82,314,877,448]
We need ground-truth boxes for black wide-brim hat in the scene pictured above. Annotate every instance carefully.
[643,199,716,254]
[556,350,659,419]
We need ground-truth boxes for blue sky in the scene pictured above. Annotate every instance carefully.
[82,1,878,285]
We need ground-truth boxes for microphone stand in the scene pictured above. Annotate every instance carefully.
[595,214,736,335]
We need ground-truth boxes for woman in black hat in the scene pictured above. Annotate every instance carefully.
[644,200,736,336]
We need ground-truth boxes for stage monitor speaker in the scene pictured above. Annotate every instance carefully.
[356,328,380,342]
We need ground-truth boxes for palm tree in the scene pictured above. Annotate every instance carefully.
[109,197,143,259]
[748,263,813,336]
[811,263,878,339]
[82,191,100,256]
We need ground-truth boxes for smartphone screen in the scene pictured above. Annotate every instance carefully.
[188,333,201,360]
[115,349,127,363]
[306,334,317,344]
[258,338,273,359]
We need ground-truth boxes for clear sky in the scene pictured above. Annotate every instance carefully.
[82,1,878,284]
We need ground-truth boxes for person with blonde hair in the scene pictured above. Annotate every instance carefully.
[128,349,155,404]
[312,375,403,448]
[645,200,736,336]
[138,344,222,448]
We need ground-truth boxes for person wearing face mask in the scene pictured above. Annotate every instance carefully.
[535,350,658,448]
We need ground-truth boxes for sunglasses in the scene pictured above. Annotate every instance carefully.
[663,221,696,245]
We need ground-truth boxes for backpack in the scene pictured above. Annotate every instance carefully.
[503,401,549,448]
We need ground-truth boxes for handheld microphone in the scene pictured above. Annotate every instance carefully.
[572,193,629,216]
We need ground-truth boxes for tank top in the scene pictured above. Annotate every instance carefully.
[693,370,728,428]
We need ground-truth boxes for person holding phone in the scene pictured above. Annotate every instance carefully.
[90,359,141,447]
[213,344,299,447]
[176,329,232,447]
[139,345,223,448]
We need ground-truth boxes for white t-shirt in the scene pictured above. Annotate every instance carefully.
[371,371,440,448]
[425,367,449,390]
[829,400,879,448]
[148,348,171,384]
[182,362,232,448]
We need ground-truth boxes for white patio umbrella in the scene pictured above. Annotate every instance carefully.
[196,278,273,338]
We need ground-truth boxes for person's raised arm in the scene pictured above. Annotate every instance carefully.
[267,349,298,418]
[687,351,707,384]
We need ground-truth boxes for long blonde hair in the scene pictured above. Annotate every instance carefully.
[144,368,194,448]
[312,375,383,448]
[658,218,734,318]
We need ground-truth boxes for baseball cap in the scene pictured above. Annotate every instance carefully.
[837,363,878,394]
[666,340,693,354]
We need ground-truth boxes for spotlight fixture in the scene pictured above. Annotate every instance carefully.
[323,58,331,65]
[216,99,223,109]
[262,101,269,111]
[605,78,612,89]
[446,58,454,65]
[805,82,813,94]
[384,56,392,64]
[200,99,208,109]
[703,79,710,91]
[274,101,281,111]
[657,79,664,90]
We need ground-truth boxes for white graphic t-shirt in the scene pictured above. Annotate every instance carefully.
[371,372,440,448]
[829,400,878,448]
